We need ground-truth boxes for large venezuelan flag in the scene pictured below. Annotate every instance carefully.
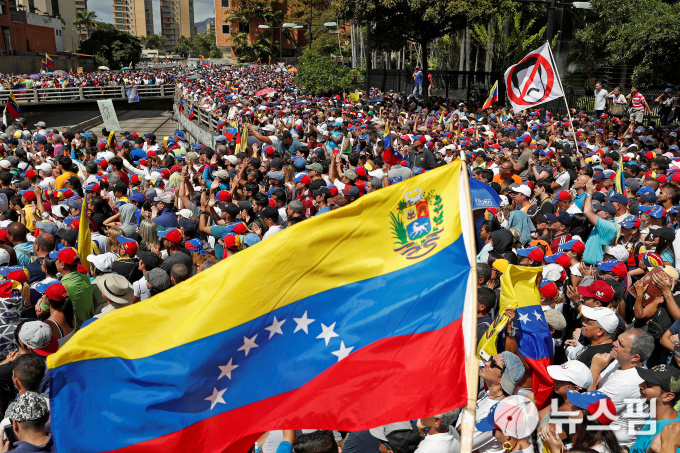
[48,162,477,453]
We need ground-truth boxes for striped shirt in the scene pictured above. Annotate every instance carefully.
[631,92,646,111]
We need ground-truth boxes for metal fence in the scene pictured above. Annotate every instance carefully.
[368,69,503,100]
[0,85,174,104]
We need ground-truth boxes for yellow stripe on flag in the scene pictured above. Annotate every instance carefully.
[77,198,92,268]
[477,265,542,359]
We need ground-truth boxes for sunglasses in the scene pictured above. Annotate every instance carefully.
[489,357,505,372]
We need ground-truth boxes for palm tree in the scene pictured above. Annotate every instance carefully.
[74,9,98,39]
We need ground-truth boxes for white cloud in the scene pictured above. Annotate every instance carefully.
[87,0,215,33]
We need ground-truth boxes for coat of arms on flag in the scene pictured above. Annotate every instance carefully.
[390,188,444,259]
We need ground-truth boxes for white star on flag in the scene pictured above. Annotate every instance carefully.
[205,387,226,410]
[293,311,315,334]
[331,341,354,361]
[316,322,339,346]
[237,334,259,356]
[265,316,286,339]
[518,312,531,324]
[217,358,238,380]
[533,310,543,320]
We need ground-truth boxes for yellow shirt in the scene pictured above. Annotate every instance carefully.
[23,205,35,233]
[55,171,77,190]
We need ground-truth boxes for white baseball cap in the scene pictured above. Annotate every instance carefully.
[87,253,115,273]
[547,360,593,389]
[603,245,629,262]
[581,306,619,334]
[511,185,531,197]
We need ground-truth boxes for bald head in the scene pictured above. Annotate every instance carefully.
[573,175,591,190]
[7,222,27,244]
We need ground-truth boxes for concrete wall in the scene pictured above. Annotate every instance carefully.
[24,11,64,52]
[0,55,96,75]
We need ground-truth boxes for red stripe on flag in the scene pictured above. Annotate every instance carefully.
[525,356,553,409]
[107,319,467,453]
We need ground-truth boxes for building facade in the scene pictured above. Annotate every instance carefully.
[0,2,60,54]
[112,0,153,37]
[160,0,194,52]
[15,0,78,51]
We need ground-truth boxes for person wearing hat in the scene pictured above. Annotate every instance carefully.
[408,136,436,172]
[545,211,572,254]
[542,390,620,453]
[472,351,526,452]
[510,185,532,213]
[52,247,92,328]
[92,273,134,320]
[583,178,618,264]
[541,360,593,438]
[277,130,303,160]
[294,174,315,217]
[3,391,52,452]
[516,246,543,267]
[630,365,680,453]
[566,305,617,368]
[476,395,537,453]
[145,267,172,297]
[111,236,142,284]
[152,192,179,229]
[155,228,193,275]
[313,187,332,216]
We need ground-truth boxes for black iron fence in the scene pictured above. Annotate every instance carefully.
[368,69,674,123]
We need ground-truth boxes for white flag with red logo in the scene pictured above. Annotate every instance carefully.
[504,42,564,112]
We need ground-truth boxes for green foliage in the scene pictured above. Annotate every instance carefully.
[390,212,408,245]
[141,34,166,51]
[193,31,221,58]
[80,27,142,70]
[574,0,680,86]
[173,36,193,58]
[471,12,550,74]
[224,0,283,61]
[73,9,98,40]
[297,49,364,96]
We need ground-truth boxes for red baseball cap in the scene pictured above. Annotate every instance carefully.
[45,282,68,302]
[158,228,182,243]
[52,247,79,265]
[540,281,559,299]
[577,280,614,303]
[117,235,139,256]
[25,170,36,179]
[559,239,585,254]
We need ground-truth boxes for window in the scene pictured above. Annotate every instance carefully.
[221,0,229,7]
[115,6,122,10]
[222,24,230,34]
[239,22,249,33]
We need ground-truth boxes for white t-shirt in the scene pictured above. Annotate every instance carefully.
[594,89,609,110]
[470,391,504,453]
[133,276,150,301]
[554,171,571,193]
[415,425,461,453]
[597,363,649,447]
[263,225,282,239]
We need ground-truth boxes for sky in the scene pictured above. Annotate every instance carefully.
[87,0,215,34]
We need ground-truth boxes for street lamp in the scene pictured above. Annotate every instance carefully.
[258,24,285,60]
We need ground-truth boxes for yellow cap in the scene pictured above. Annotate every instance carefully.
[492,259,509,274]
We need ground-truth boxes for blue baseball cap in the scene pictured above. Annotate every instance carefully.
[173,130,186,140]
[609,194,628,206]
[619,215,641,229]
[648,206,666,218]
[640,191,658,203]
[566,390,617,425]
[244,233,261,247]
[559,239,585,254]
[546,211,572,226]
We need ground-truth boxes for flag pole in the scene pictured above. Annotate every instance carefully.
[545,41,580,155]
[458,152,479,453]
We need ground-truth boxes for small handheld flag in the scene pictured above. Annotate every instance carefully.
[107,130,116,147]
[126,86,139,103]
[481,81,498,111]
[216,118,227,132]
[178,98,184,115]
[224,123,238,140]
[615,154,625,195]
[188,106,195,120]
[44,53,55,68]
[5,91,21,119]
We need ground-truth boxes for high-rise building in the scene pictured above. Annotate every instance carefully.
[16,0,80,51]
[112,0,154,37]
[160,0,195,52]
[74,0,89,41]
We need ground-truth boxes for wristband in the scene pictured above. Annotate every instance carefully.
[585,193,593,197]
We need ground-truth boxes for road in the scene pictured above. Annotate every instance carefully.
[29,110,178,139]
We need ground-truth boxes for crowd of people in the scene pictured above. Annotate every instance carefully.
[0,62,676,452]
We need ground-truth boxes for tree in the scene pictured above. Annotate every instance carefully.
[173,36,193,58]
[192,31,221,58]
[141,34,167,51]
[74,9,98,39]
[335,0,514,99]
[573,0,680,86]
[471,11,555,75]
[297,49,364,95]
[80,25,142,69]
[223,0,282,62]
